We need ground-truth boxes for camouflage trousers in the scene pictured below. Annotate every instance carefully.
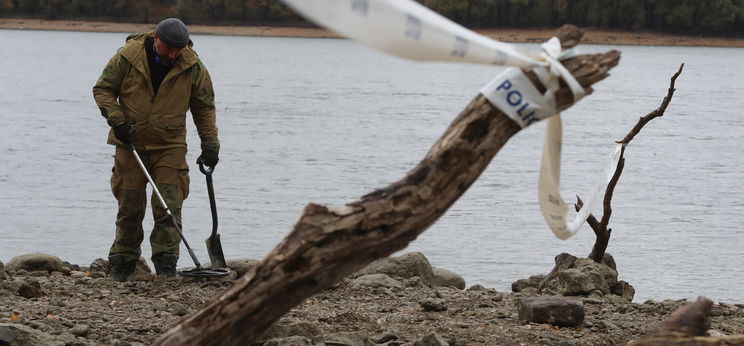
[109,146,189,262]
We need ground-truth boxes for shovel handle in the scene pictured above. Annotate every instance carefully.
[199,162,219,238]
[199,163,215,176]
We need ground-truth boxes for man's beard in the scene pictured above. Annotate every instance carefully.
[153,43,176,66]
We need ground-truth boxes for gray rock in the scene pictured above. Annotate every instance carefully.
[597,320,617,330]
[375,332,402,343]
[600,253,617,271]
[610,280,635,301]
[540,260,615,296]
[520,287,540,296]
[88,258,110,274]
[225,258,260,277]
[432,268,465,290]
[169,304,189,316]
[414,333,449,346]
[0,260,5,280]
[467,284,489,291]
[17,278,44,299]
[420,298,447,312]
[511,274,545,292]
[352,274,403,289]
[518,296,585,327]
[322,332,374,346]
[263,335,315,346]
[550,253,578,273]
[70,324,90,337]
[574,258,618,285]
[6,253,68,274]
[356,252,435,286]
[70,271,87,279]
[403,276,426,288]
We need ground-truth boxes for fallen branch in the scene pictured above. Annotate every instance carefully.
[154,25,620,345]
[577,64,684,263]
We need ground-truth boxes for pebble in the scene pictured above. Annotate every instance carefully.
[70,324,90,336]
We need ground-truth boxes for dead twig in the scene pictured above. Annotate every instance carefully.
[577,64,684,263]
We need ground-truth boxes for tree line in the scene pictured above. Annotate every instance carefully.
[2,0,743,34]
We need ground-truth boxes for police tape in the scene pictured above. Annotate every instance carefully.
[280,0,543,68]
[538,117,623,240]
[279,0,619,239]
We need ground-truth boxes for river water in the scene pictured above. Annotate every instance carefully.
[1,29,742,303]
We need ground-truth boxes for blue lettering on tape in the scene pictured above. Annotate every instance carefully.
[492,78,539,126]
[452,36,468,57]
[351,0,369,16]
[405,14,422,40]
[506,90,522,106]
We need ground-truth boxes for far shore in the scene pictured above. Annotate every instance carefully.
[2,17,744,47]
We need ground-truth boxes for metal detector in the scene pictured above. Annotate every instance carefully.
[128,146,229,278]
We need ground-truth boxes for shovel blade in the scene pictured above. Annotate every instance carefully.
[206,234,227,269]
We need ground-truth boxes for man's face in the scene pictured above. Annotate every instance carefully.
[153,34,185,65]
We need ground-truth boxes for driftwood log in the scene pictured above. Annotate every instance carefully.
[577,64,684,263]
[153,25,620,345]
[630,297,744,345]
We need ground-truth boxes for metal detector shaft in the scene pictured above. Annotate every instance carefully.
[128,147,204,271]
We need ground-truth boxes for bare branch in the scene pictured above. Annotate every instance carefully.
[619,63,684,145]
[580,63,684,263]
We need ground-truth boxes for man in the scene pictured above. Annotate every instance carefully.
[93,18,220,281]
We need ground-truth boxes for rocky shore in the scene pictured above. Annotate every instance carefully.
[1,252,743,345]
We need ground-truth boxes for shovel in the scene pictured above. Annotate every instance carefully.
[128,145,228,278]
[200,163,227,269]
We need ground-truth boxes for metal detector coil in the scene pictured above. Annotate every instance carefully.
[179,267,230,278]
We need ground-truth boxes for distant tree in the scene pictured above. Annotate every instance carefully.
[617,0,645,29]
[532,0,554,27]
[698,0,739,32]
[223,0,243,21]
[19,0,42,13]
[665,1,696,30]
[0,0,9,15]
[205,0,226,20]
[175,0,194,21]
[587,0,618,27]
[111,0,131,19]
[43,0,67,19]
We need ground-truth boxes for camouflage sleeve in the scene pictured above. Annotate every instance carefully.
[189,60,220,154]
[93,54,130,127]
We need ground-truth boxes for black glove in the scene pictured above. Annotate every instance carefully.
[113,123,133,145]
[197,150,219,167]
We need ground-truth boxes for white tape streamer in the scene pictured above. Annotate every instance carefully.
[539,116,623,239]
[281,0,620,240]
[280,0,543,69]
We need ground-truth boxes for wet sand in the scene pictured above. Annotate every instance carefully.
[2,18,743,47]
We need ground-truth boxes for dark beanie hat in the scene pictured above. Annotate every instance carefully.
[156,18,189,48]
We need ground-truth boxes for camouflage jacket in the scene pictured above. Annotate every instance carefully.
[93,32,219,153]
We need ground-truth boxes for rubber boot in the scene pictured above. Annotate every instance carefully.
[153,253,178,277]
[107,254,136,282]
